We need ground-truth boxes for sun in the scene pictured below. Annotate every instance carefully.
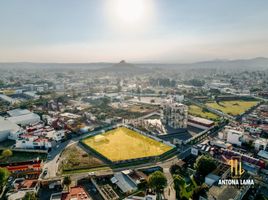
[107,0,153,28]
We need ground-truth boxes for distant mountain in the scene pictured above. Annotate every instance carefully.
[95,60,151,74]
[0,57,268,72]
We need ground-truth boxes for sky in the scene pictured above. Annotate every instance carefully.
[0,0,268,63]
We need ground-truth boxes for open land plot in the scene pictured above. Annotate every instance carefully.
[205,100,260,116]
[82,127,173,162]
[188,105,219,120]
[59,144,105,172]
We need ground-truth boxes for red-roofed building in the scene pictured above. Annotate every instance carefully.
[50,186,91,200]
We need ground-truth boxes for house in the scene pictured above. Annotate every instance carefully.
[254,139,268,151]
[50,186,90,200]
[15,136,52,150]
[6,178,40,200]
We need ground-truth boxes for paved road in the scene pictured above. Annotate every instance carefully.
[42,130,101,179]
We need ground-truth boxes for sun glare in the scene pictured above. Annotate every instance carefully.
[107,0,153,28]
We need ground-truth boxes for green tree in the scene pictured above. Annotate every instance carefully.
[2,149,13,159]
[23,192,37,200]
[194,155,216,177]
[0,167,10,189]
[63,176,72,191]
[148,171,167,200]
[173,175,185,199]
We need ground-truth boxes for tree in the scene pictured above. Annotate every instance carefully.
[0,167,10,189]
[23,192,37,200]
[173,175,185,199]
[63,176,72,191]
[194,155,216,177]
[148,171,167,200]
[1,149,13,159]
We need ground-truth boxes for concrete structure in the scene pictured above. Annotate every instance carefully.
[187,115,215,130]
[161,100,188,129]
[0,116,21,142]
[254,138,268,151]
[226,129,243,146]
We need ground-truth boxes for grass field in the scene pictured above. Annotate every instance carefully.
[188,105,219,120]
[59,144,105,172]
[82,127,173,162]
[205,100,259,116]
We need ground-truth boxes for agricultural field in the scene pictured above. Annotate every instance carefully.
[59,144,105,172]
[188,105,219,120]
[82,127,173,162]
[205,100,260,116]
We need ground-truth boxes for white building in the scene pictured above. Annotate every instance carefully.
[226,129,243,146]
[254,139,268,151]
[15,137,52,149]
[0,117,21,142]
[161,100,188,129]
[46,130,65,142]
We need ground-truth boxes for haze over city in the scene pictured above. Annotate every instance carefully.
[0,0,268,63]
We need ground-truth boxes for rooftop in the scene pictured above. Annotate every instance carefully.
[0,116,20,132]
[7,109,31,117]
[61,186,90,200]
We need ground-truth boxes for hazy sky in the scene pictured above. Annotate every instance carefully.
[0,0,268,63]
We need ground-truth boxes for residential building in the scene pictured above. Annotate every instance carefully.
[161,100,188,129]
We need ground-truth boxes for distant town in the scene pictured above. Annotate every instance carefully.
[0,59,268,200]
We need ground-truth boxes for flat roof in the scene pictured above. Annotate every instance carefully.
[0,116,20,132]
[188,115,214,125]
[7,113,40,124]
[258,150,268,160]
[7,109,31,117]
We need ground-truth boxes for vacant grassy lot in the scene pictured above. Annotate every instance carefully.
[82,127,173,162]
[59,144,105,172]
[205,100,259,116]
[188,105,219,120]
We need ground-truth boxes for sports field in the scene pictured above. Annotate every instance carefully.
[188,105,219,120]
[205,100,259,116]
[82,127,173,162]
